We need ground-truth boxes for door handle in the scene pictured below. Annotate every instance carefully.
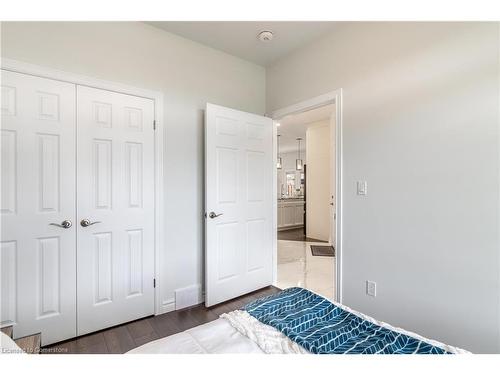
[208,212,223,219]
[80,219,102,227]
[49,220,72,229]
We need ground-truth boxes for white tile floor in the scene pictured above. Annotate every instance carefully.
[276,240,335,300]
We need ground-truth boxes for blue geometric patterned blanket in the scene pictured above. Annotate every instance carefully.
[243,287,451,354]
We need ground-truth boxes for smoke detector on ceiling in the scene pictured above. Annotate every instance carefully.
[258,30,274,42]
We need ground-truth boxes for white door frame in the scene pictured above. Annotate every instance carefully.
[270,89,343,303]
[0,58,166,315]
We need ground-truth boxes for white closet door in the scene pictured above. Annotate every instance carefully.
[76,86,155,335]
[1,70,77,345]
[205,103,274,307]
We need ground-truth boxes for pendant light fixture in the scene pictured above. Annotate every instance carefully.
[296,137,303,170]
[277,135,282,169]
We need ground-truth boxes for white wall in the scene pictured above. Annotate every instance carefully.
[267,22,500,353]
[306,121,331,241]
[0,21,266,312]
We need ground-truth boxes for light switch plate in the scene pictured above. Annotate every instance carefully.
[357,181,367,195]
[366,280,376,297]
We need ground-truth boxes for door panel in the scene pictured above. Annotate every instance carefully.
[76,86,155,335]
[0,70,76,345]
[205,103,273,306]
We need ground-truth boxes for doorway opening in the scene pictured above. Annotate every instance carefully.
[271,91,342,302]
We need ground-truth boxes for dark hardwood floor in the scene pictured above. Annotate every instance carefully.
[278,227,327,243]
[42,286,280,354]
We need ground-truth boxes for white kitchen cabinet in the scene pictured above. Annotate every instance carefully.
[278,199,305,230]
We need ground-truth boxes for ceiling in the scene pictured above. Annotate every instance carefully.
[277,104,334,153]
[146,21,336,66]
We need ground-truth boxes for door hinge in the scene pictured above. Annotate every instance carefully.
[153,278,156,288]
[153,120,156,130]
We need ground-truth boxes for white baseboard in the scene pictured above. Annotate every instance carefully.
[157,298,175,315]
[175,284,203,310]
[278,225,304,232]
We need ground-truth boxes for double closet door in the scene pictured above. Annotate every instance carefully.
[1,70,155,345]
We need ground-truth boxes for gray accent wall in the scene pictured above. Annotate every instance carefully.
[267,22,500,353]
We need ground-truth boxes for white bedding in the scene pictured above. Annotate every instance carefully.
[128,310,307,354]
[221,310,308,354]
[128,316,264,354]
[128,300,469,354]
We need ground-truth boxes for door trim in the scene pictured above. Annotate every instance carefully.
[1,58,166,315]
[270,89,343,303]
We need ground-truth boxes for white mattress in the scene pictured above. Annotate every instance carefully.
[128,317,264,354]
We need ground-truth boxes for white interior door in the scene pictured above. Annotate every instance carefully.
[1,70,76,345]
[205,103,273,307]
[76,86,155,335]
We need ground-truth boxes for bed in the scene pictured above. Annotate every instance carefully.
[128,287,468,354]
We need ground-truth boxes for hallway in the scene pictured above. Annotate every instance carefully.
[276,240,335,301]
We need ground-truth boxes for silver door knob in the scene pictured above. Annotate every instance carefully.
[208,212,223,219]
[80,219,101,227]
[49,220,72,229]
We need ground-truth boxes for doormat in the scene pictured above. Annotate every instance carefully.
[310,245,335,257]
